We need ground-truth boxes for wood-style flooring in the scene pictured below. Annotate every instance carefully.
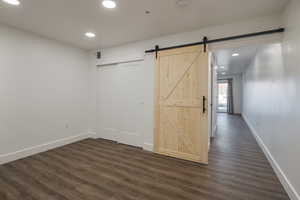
[0,114,290,200]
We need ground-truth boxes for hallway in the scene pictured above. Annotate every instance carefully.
[0,114,290,200]
[209,114,289,199]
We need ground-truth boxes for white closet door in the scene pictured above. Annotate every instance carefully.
[96,61,144,147]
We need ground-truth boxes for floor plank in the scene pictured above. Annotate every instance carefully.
[0,114,290,200]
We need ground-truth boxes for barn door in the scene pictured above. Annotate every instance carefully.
[155,45,209,164]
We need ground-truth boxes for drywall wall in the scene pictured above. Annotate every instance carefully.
[218,74,243,114]
[0,24,91,163]
[242,1,300,199]
[90,15,283,151]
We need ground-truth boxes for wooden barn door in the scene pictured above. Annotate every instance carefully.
[155,45,209,164]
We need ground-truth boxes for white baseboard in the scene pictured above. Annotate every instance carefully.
[0,133,92,165]
[92,132,153,152]
[118,131,142,148]
[96,128,148,149]
[242,114,300,200]
[88,132,98,139]
[143,143,153,152]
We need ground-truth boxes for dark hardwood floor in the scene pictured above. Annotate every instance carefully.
[0,114,290,200]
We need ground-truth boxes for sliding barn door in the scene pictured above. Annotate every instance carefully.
[155,46,209,164]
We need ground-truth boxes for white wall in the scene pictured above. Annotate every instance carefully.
[90,15,283,150]
[0,24,91,163]
[242,1,300,199]
[218,74,243,114]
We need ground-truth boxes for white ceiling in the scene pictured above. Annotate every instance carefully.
[215,45,259,76]
[0,0,288,50]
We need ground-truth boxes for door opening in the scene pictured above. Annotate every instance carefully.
[217,80,229,113]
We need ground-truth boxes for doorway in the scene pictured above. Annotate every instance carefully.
[217,80,229,113]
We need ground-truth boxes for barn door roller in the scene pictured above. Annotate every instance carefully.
[203,36,208,53]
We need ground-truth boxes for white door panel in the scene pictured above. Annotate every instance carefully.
[96,61,144,147]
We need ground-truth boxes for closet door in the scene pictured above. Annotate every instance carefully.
[97,61,144,147]
[155,46,209,164]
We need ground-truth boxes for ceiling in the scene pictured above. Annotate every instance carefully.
[0,0,288,50]
[215,45,259,76]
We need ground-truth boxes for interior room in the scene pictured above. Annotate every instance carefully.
[0,0,300,200]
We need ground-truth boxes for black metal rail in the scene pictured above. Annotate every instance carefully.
[145,28,284,54]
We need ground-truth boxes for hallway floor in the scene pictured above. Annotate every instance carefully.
[210,114,290,199]
[0,114,290,200]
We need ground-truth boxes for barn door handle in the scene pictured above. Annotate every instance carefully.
[203,96,206,113]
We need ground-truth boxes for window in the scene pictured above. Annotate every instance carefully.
[218,81,228,113]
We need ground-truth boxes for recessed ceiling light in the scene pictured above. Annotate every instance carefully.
[220,66,225,69]
[232,53,239,57]
[176,0,190,7]
[2,0,20,5]
[222,72,226,75]
[102,0,116,8]
[85,32,96,38]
